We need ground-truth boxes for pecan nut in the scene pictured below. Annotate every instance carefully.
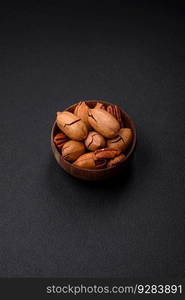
[62,140,85,162]
[85,131,106,151]
[88,108,120,138]
[119,128,132,152]
[54,132,69,149]
[107,128,132,152]
[107,105,124,128]
[56,111,88,141]
[94,148,121,159]
[107,153,126,167]
[107,134,124,152]
[74,101,91,129]
[73,152,106,169]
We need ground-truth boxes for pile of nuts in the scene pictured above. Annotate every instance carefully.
[53,101,133,169]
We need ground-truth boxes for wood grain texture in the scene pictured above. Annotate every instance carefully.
[51,100,137,181]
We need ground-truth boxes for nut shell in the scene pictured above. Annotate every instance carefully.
[74,101,91,129]
[85,131,106,151]
[56,111,88,141]
[73,152,96,169]
[107,128,133,152]
[119,128,133,152]
[62,140,85,162]
[73,152,107,169]
[88,108,120,138]
[107,135,125,152]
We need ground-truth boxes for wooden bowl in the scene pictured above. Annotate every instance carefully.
[51,100,136,181]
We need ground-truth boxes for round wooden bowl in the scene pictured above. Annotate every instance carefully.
[51,100,136,181]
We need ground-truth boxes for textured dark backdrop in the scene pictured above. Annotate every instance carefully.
[0,2,184,277]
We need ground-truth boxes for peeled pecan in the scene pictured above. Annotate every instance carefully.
[115,105,124,128]
[94,148,121,159]
[107,153,126,167]
[54,132,69,149]
[107,105,124,128]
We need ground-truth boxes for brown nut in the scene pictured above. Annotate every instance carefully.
[84,131,106,151]
[62,140,85,162]
[53,132,69,149]
[73,152,95,169]
[119,128,133,152]
[107,135,124,152]
[56,111,88,141]
[114,105,124,128]
[107,105,124,128]
[73,152,106,169]
[107,128,132,152]
[107,153,126,167]
[94,148,121,159]
[74,101,91,129]
[88,108,120,138]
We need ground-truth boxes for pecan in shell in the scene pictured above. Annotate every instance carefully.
[62,140,85,162]
[88,108,120,138]
[85,131,106,151]
[73,152,106,169]
[56,111,88,141]
[74,101,91,129]
[107,128,132,152]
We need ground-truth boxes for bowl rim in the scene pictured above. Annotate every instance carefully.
[51,99,137,172]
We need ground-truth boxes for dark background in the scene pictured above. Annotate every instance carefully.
[0,1,184,277]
